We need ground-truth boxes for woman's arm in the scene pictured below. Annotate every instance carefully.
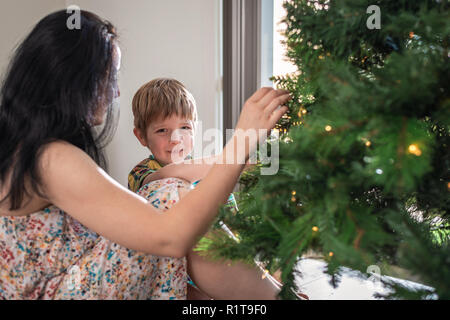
[39,87,290,258]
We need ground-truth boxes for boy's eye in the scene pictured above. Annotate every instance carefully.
[156,128,167,133]
[181,126,192,130]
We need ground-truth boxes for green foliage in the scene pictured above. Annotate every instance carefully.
[197,0,449,299]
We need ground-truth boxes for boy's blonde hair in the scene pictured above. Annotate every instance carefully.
[132,78,197,133]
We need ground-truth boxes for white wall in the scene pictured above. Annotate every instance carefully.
[0,0,222,187]
[0,0,65,76]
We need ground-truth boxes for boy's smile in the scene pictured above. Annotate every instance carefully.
[134,114,194,166]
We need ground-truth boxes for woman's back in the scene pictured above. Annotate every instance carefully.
[0,186,51,217]
[0,205,99,298]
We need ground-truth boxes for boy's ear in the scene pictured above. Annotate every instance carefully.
[133,127,148,147]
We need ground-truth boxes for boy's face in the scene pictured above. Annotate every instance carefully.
[134,114,195,166]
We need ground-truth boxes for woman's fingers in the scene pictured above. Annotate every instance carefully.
[257,89,289,109]
[269,106,289,128]
[264,94,291,117]
[247,87,274,103]
[235,87,290,136]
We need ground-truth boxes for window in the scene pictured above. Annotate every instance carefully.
[272,0,297,78]
[222,0,296,139]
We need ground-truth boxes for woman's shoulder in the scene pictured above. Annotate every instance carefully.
[38,140,100,189]
[39,140,87,168]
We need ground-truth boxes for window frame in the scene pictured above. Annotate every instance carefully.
[222,0,274,144]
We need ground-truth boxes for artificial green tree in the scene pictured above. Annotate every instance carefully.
[197,0,449,299]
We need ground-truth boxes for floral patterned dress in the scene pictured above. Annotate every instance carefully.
[0,177,192,300]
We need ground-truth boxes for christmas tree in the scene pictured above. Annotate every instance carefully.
[196,0,449,299]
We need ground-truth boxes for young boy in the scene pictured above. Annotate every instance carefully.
[128,78,282,300]
[128,78,198,193]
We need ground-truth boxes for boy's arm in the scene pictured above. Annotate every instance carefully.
[143,155,219,185]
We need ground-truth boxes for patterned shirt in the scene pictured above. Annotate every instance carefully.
[128,155,164,193]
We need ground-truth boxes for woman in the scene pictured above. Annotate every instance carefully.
[0,10,290,299]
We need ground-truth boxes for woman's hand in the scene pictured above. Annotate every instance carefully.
[235,87,290,135]
[225,87,290,164]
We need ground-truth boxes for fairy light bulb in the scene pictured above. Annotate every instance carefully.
[291,190,296,196]
[329,252,334,257]
[365,141,371,147]
[297,109,307,117]
[408,144,418,153]
[312,226,319,232]
[408,144,422,156]
[325,125,332,132]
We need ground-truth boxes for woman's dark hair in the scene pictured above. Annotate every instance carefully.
[0,10,119,210]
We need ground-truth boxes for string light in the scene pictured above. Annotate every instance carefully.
[329,252,334,257]
[365,141,371,147]
[298,108,307,117]
[312,226,319,232]
[291,190,296,196]
[325,125,332,132]
[408,144,422,156]
[291,196,296,202]
[262,269,269,279]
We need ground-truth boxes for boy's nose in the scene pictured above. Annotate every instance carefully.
[170,130,183,143]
